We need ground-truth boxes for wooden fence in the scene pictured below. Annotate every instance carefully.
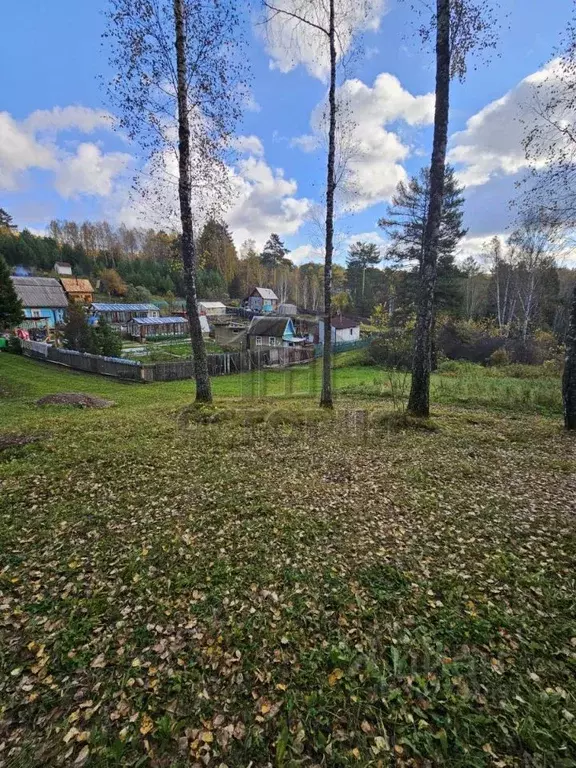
[21,341,315,382]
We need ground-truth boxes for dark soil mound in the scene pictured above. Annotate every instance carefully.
[36,393,115,409]
[0,433,46,451]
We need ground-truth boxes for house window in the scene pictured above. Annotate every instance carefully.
[256,336,263,346]
[31,309,42,318]
[269,337,276,346]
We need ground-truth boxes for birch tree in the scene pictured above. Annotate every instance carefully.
[261,0,375,408]
[407,0,497,417]
[106,0,246,402]
[484,237,517,335]
[508,212,560,342]
[519,13,576,428]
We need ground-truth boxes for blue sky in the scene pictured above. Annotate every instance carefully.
[1,0,573,265]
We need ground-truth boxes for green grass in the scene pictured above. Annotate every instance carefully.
[0,354,575,767]
[122,338,225,361]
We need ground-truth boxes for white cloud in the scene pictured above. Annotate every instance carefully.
[0,112,55,189]
[227,156,311,247]
[115,138,311,249]
[24,106,113,135]
[232,135,265,157]
[344,231,387,250]
[0,106,128,198]
[289,243,323,264]
[259,0,386,80]
[456,234,506,262]
[55,143,131,199]
[449,59,569,188]
[293,72,435,211]
[290,134,319,152]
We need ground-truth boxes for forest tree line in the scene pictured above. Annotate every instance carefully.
[1,163,575,344]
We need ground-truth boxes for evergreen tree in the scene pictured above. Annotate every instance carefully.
[0,255,23,329]
[92,316,122,358]
[261,233,290,269]
[228,273,243,299]
[197,219,239,284]
[63,303,93,353]
[0,208,16,231]
[379,166,467,319]
[379,166,467,272]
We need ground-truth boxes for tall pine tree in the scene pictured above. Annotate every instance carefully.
[379,165,466,319]
[260,233,290,269]
[379,165,467,271]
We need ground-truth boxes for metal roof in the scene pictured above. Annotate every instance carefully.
[128,316,189,325]
[248,316,292,337]
[11,277,68,308]
[198,301,227,308]
[251,287,278,300]
[92,303,159,312]
[330,316,360,330]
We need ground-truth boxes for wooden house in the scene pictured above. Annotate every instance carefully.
[60,278,94,304]
[246,287,279,314]
[198,301,227,316]
[54,261,73,276]
[318,316,361,344]
[11,276,67,330]
[214,322,249,350]
[246,316,305,351]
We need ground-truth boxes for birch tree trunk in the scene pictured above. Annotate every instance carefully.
[320,0,336,409]
[563,283,576,429]
[174,0,212,403]
[407,0,451,417]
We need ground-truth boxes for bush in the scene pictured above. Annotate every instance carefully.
[488,347,510,367]
[6,336,22,355]
[368,328,413,370]
[438,321,504,364]
[91,317,122,358]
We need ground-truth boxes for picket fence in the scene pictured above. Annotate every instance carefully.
[21,341,315,382]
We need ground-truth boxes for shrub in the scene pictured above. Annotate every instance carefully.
[368,328,413,370]
[6,336,22,355]
[438,321,504,364]
[488,347,510,367]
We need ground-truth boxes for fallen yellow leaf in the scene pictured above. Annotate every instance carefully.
[140,714,154,735]
[328,668,344,686]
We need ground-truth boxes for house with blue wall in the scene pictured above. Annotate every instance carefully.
[246,316,305,351]
[246,287,279,313]
[11,276,67,330]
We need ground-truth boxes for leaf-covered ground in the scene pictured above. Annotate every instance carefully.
[0,356,575,767]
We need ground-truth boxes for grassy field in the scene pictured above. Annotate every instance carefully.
[0,354,575,767]
[122,339,226,362]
